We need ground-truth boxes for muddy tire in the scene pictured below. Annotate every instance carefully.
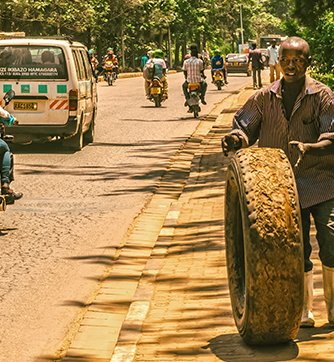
[225,148,304,345]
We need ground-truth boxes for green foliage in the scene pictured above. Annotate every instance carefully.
[291,0,334,29]
[309,71,334,91]
[299,11,334,75]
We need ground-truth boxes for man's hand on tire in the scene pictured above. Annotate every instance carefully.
[222,135,242,156]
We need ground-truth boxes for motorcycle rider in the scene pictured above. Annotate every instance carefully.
[182,44,207,110]
[103,50,119,81]
[0,108,22,204]
[88,49,99,71]
[144,49,168,100]
[211,49,228,84]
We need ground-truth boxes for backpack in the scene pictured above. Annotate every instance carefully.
[143,61,155,80]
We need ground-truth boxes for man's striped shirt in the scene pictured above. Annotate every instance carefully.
[183,56,204,83]
[231,76,334,209]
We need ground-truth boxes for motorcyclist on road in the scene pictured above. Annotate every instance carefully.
[88,49,99,71]
[144,49,168,100]
[211,49,228,84]
[182,44,207,110]
[103,50,119,80]
[0,107,22,204]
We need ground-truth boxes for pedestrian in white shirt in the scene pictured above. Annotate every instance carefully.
[267,39,280,83]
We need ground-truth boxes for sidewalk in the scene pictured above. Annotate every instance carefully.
[59,80,334,362]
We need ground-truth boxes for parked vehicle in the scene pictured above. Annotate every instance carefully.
[213,69,225,90]
[225,53,251,76]
[186,83,201,118]
[149,76,165,107]
[0,36,97,151]
[103,59,117,86]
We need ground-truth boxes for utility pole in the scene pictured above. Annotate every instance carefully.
[240,4,244,53]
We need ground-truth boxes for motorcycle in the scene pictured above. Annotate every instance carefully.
[213,69,225,90]
[0,89,17,211]
[149,76,165,107]
[104,61,117,86]
[186,83,202,118]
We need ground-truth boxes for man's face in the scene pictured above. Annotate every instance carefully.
[279,44,310,83]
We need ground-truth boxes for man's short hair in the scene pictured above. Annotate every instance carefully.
[280,36,310,58]
[190,44,198,56]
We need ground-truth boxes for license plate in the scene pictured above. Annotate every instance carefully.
[215,75,222,80]
[14,102,38,111]
[151,87,161,94]
[233,62,239,66]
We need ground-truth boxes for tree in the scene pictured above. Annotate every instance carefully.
[291,0,334,28]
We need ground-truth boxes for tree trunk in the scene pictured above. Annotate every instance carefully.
[159,28,163,49]
[182,38,187,60]
[168,27,173,69]
[121,24,125,69]
[175,42,180,67]
[132,43,135,69]
[97,37,102,64]
[87,28,92,50]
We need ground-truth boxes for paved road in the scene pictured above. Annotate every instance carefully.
[0,69,262,362]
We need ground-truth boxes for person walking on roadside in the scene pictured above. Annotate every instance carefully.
[267,39,280,83]
[182,44,207,110]
[222,36,334,328]
[141,53,148,71]
[248,43,263,89]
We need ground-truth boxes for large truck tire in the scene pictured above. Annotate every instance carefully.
[224,148,304,345]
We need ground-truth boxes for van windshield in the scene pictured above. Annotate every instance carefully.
[0,45,68,80]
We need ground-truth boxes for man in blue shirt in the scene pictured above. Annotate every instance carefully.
[211,49,228,84]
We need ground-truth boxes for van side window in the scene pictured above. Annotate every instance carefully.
[78,50,90,80]
[80,50,93,79]
[72,50,84,81]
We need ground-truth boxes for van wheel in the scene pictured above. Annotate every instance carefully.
[84,117,95,144]
[225,148,304,345]
[63,122,83,151]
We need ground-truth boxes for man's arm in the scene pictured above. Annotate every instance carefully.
[221,92,264,155]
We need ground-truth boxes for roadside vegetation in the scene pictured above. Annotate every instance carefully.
[0,0,333,87]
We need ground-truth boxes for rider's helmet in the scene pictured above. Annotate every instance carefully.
[154,49,164,58]
[107,47,112,51]
[108,49,114,55]
[214,49,220,56]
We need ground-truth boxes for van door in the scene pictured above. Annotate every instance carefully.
[78,49,93,128]
[71,49,86,126]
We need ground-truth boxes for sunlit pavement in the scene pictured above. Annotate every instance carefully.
[57,77,333,362]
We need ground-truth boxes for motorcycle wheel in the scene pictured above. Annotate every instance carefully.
[217,81,222,90]
[154,97,161,107]
[0,195,6,211]
[193,104,199,118]
[107,74,113,86]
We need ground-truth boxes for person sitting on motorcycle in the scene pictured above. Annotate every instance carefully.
[182,44,207,108]
[103,50,119,80]
[102,47,112,65]
[211,49,228,84]
[88,49,99,71]
[144,49,168,100]
[0,107,22,204]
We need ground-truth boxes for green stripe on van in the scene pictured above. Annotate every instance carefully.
[21,85,30,93]
[38,85,48,93]
[57,85,67,93]
[3,85,12,93]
